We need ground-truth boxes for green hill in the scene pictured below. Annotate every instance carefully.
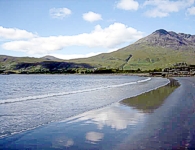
[0,55,93,73]
[70,29,195,70]
[70,44,195,70]
[1,29,195,73]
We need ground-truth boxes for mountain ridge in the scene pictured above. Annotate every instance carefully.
[135,29,195,50]
[1,29,195,72]
[70,29,195,70]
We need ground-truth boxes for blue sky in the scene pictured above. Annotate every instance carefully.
[0,0,195,59]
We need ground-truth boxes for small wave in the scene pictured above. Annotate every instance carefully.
[0,77,151,105]
[0,121,52,139]
[137,77,151,83]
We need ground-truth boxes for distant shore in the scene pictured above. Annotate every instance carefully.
[1,71,194,78]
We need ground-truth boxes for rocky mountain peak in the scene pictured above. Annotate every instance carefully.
[153,29,169,35]
[135,29,195,50]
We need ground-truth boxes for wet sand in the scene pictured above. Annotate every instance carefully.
[1,77,195,149]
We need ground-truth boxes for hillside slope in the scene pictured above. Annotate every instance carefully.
[71,29,195,70]
[1,29,195,72]
[0,55,93,72]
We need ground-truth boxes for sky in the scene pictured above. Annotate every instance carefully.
[0,0,195,60]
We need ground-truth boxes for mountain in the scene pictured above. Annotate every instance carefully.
[1,29,195,73]
[70,29,195,70]
[135,29,195,50]
[0,55,93,73]
[41,55,62,61]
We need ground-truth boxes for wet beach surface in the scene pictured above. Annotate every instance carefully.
[1,77,195,149]
[0,75,168,139]
[119,77,195,150]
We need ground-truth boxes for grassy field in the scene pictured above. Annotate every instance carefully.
[70,44,195,70]
[1,43,195,71]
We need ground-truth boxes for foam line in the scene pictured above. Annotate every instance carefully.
[0,77,151,105]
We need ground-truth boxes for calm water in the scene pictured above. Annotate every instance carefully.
[0,74,168,139]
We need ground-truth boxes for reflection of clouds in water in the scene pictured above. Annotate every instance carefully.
[86,132,104,143]
[75,105,145,130]
[52,136,74,148]
[65,139,74,147]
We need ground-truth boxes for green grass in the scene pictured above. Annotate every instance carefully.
[1,43,195,71]
[70,44,195,70]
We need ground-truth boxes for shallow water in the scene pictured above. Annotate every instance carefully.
[0,78,181,150]
[0,75,168,139]
[121,78,180,113]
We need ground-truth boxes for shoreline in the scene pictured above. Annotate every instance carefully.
[120,78,180,113]
[0,76,168,140]
[0,77,185,149]
[1,72,195,78]
[0,77,163,141]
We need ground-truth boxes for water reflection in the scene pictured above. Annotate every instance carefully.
[0,79,180,150]
[121,78,180,113]
[52,136,74,148]
[68,105,145,130]
[85,132,104,144]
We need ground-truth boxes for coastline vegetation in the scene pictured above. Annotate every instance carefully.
[0,67,162,75]
[1,62,194,77]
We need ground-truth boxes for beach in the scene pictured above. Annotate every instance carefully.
[1,76,195,149]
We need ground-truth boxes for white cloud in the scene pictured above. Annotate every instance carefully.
[0,26,37,40]
[187,6,195,15]
[145,8,169,18]
[2,23,143,55]
[144,0,195,18]
[50,8,71,19]
[108,48,119,53]
[82,11,102,22]
[51,52,101,60]
[116,0,139,11]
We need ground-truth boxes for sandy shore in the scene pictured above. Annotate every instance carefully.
[1,77,195,149]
